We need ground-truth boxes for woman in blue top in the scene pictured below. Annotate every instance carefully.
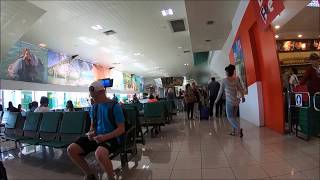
[67,80,125,180]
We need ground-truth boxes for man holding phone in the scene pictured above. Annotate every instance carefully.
[67,80,125,180]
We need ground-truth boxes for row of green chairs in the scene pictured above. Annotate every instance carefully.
[2,111,87,149]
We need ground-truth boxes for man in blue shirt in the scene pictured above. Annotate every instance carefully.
[67,81,125,180]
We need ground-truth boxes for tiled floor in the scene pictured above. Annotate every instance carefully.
[1,113,319,180]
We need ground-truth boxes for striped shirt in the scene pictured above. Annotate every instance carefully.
[217,77,244,106]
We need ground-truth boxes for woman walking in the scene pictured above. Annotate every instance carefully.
[215,64,245,137]
[184,84,196,120]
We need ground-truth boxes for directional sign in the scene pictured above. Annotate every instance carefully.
[295,94,302,107]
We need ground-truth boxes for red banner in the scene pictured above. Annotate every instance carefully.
[255,0,285,29]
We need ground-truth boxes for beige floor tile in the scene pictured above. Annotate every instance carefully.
[177,151,201,159]
[271,172,308,180]
[173,158,201,169]
[170,169,201,180]
[202,155,229,169]
[301,168,320,180]
[261,161,297,177]
[286,156,319,171]
[202,168,236,179]
[232,164,269,179]
[253,152,285,164]
[226,154,258,167]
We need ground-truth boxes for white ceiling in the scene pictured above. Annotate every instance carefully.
[20,1,194,77]
[185,0,240,52]
[277,6,319,39]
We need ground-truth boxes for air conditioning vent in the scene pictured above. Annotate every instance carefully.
[184,50,191,53]
[103,30,116,36]
[169,19,186,32]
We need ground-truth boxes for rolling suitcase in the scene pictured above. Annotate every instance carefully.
[200,107,209,120]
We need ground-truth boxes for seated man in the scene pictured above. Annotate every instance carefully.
[67,80,125,180]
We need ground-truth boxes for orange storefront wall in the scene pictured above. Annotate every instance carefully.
[230,1,284,133]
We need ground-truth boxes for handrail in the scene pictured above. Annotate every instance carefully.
[314,92,320,112]
[289,92,310,109]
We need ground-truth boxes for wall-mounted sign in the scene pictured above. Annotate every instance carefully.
[255,0,285,29]
[277,39,320,52]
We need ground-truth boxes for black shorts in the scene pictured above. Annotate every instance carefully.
[75,136,119,156]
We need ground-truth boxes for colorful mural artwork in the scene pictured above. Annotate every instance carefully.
[0,41,143,92]
[232,38,248,94]
[0,41,48,83]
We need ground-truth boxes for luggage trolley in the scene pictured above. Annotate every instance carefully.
[288,92,311,140]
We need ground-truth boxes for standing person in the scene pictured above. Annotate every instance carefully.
[167,88,176,109]
[215,64,245,137]
[132,94,140,103]
[289,68,300,91]
[17,104,25,112]
[7,102,19,112]
[112,94,118,102]
[208,77,221,118]
[65,100,75,112]
[184,84,195,120]
[34,97,50,112]
[67,80,125,180]
[191,82,200,118]
[300,53,320,136]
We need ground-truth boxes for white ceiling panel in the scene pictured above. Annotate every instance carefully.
[20,0,194,77]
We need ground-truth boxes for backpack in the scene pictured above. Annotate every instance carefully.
[92,101,128,132]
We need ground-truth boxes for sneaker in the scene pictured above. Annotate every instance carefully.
[84,174,97,180]
[240,128,243,138]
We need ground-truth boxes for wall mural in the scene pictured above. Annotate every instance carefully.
[0,41,48,83]
[0,41,144,92]
[47,50,95,86]
[232,38,248,94]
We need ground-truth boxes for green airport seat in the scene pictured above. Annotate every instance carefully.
[38,111,87,148]
[3,112,24,141]
[142,102,166,126]
[20,112,62,145]
[14,112,42,141]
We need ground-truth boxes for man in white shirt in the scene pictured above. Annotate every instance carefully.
[34,96,50,112]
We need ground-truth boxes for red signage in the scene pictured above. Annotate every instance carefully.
[255,0,285,29]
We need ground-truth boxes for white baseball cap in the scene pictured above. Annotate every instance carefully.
[89,80,105,92]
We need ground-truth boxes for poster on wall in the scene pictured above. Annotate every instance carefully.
[0,41,48,83]
[123,73,132,90]
[232,38,248,94]
[276,39,320,52]
[47,50,95,86]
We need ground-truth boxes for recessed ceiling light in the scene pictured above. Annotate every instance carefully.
[91,25,103,31]
[274,25,280,29]
[78,36,98,45]
[161,8,174,16]
[205,39,211,42]
[184,63,189,66]
[39,43,47,48]
[275,35,279,39]
[298,34,303,38]
[177,46,183,49]
[133,52,142,56]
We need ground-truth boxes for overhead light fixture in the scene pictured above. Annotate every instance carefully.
[307,0,320,7]
[274,25,280,29]
[91,25,103,31]
[298,34,303,38]
[205,39,211,42]
[133,52,142,56]
[39,43,47,48]
[275,35,279,39]
[177,46,183,49]
[78,36,98,45]
[184,63,189,66]
[161,8,174,16]
[206,20,215,25]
